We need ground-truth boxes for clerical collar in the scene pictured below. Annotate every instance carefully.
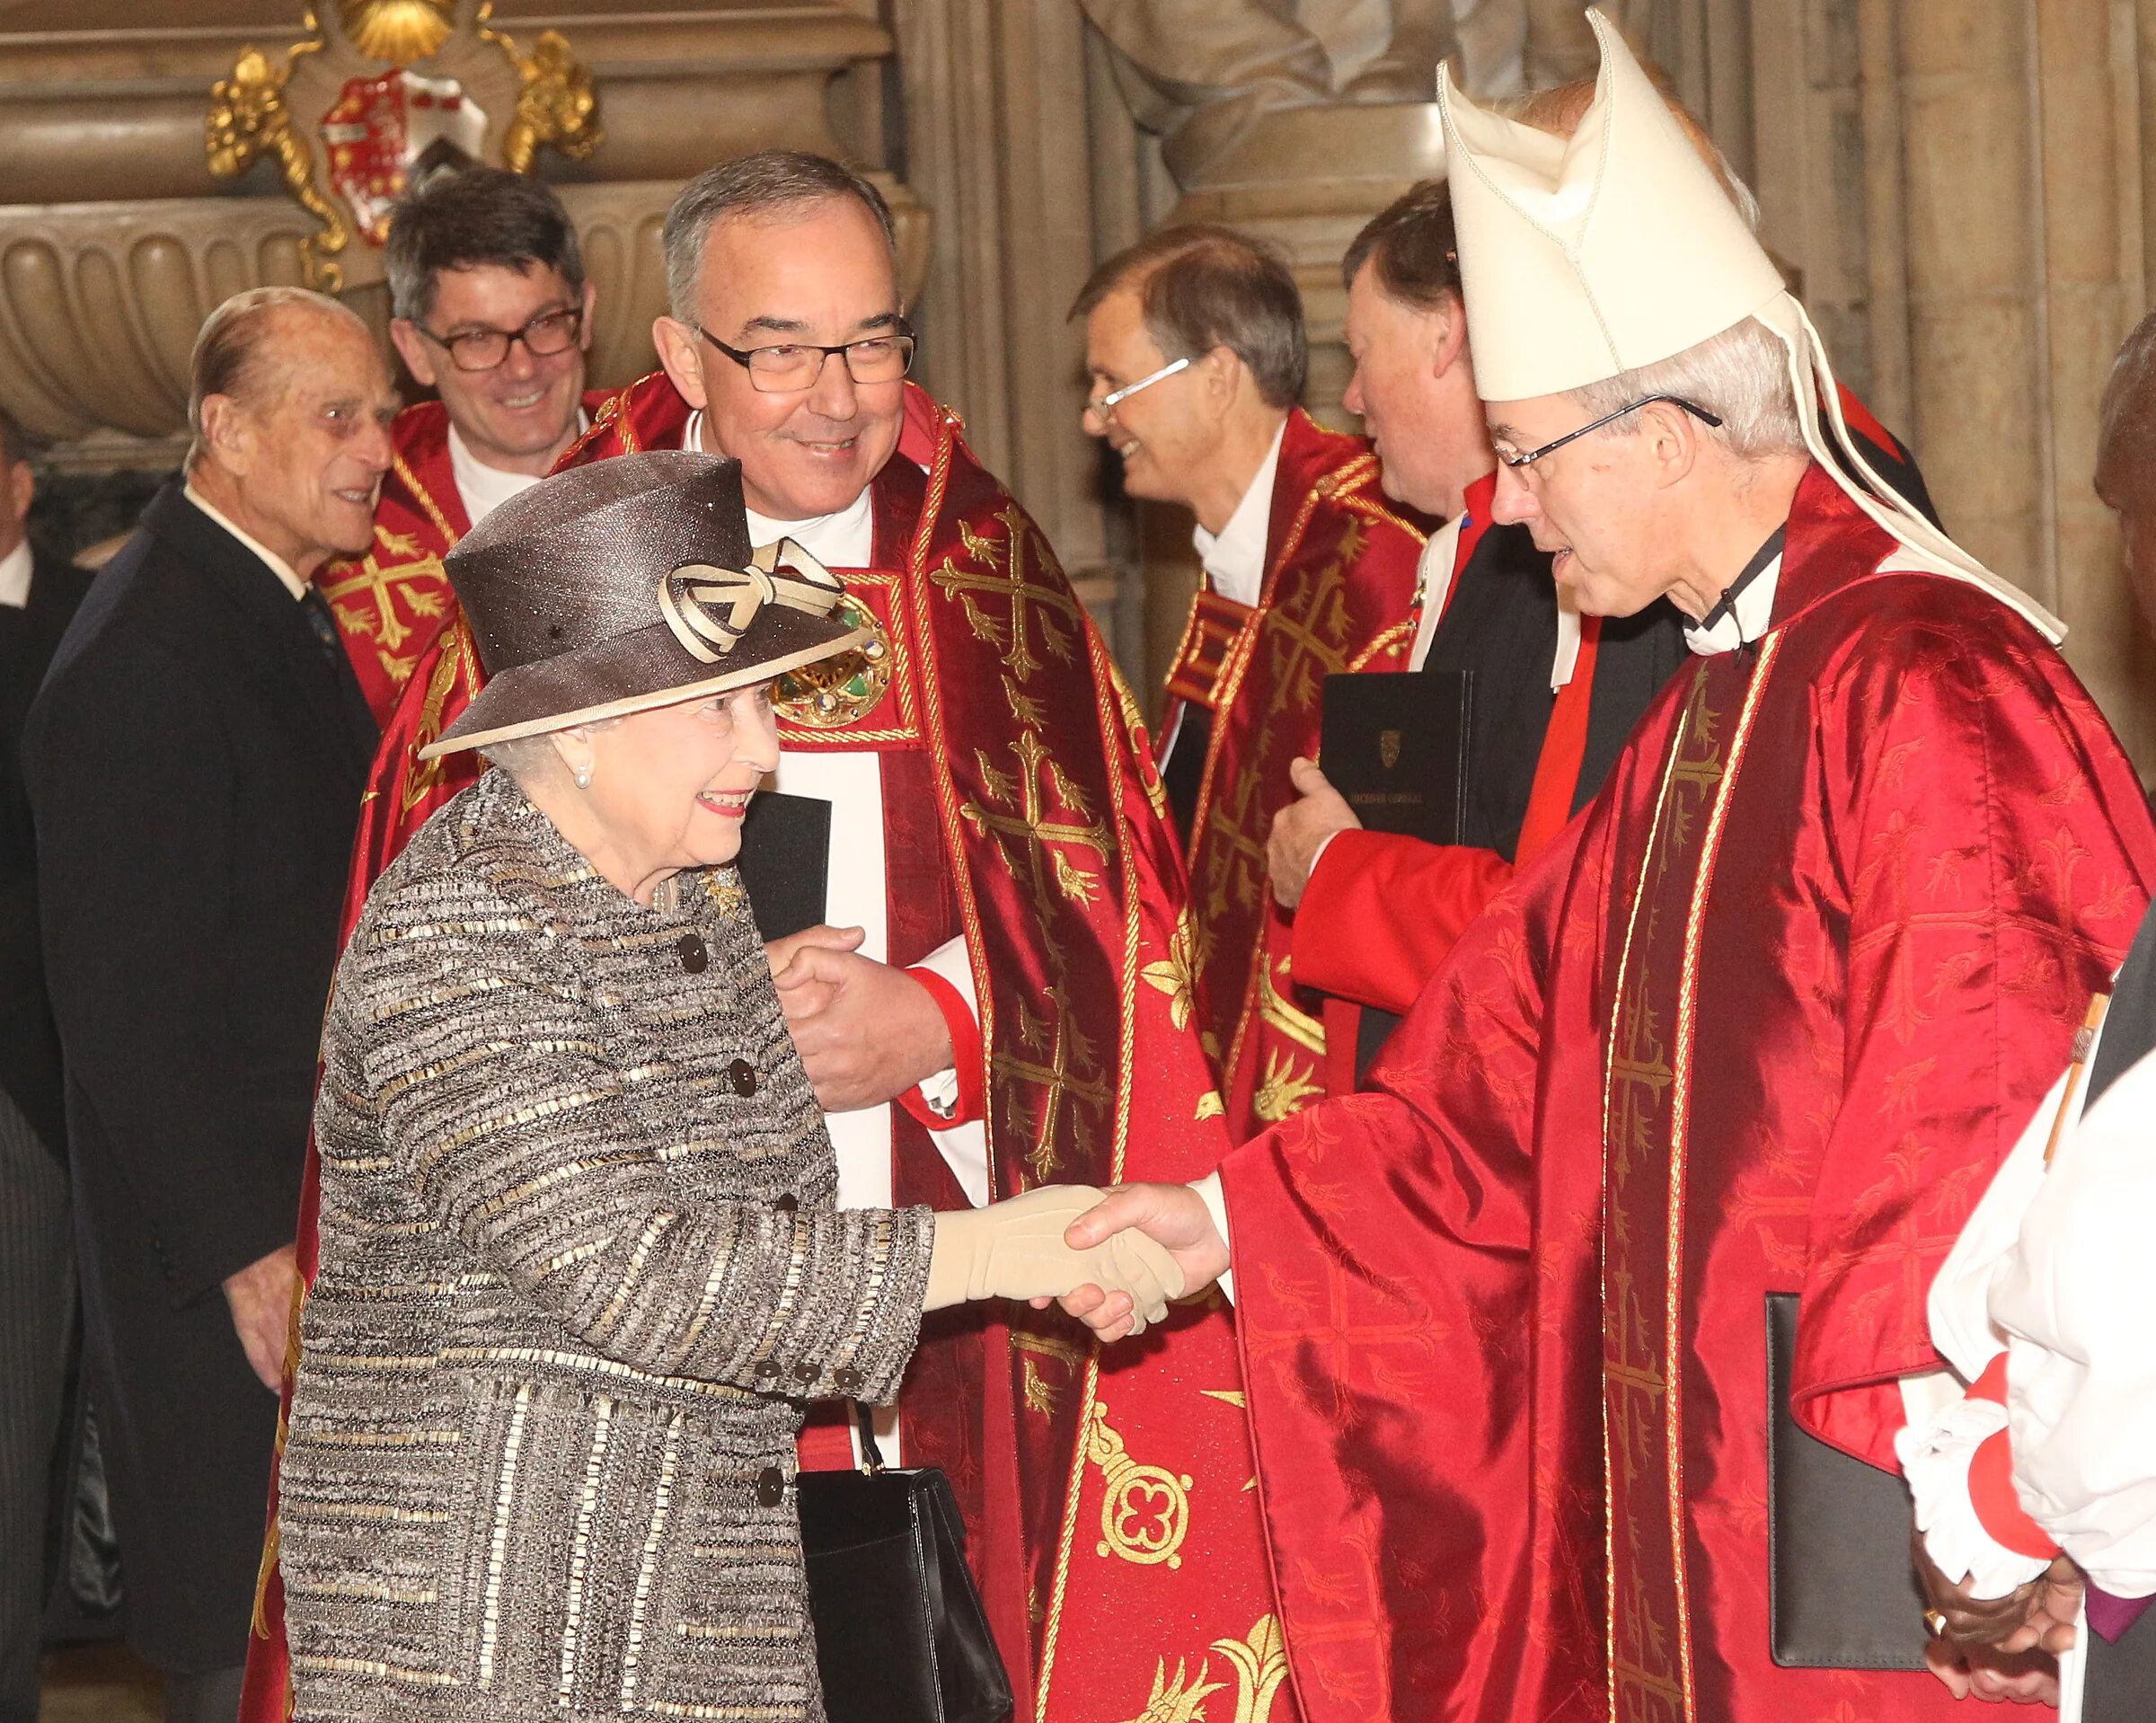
[182,482,308,601]
[1189,418,1286,611]
[1684,525,1787,658]
[447,411,588,529]
[744,493,875,569]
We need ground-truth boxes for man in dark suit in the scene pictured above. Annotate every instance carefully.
[0,406,91,1723]
[24,287,391,1721]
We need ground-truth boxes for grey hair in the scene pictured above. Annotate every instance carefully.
[187,286,367,471]
[661,151,897,323]
[1566,315,1803,462]
[479,716,623,785]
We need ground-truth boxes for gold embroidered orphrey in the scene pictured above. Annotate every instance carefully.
[1598,636,1783,1723]
[1115,1615,1289,1723]
[206,0,600,293]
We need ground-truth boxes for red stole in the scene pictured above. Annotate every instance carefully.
[1166,409,1424,1140]
[1220,465,2156,1721]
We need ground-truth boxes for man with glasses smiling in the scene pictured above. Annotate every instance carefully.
[1072,224,1427,1140]
[319,166,607,724]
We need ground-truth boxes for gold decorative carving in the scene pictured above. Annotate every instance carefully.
[1084,1400,1193,1571]
[340,0,455,64]
[203,0,601,296]
[488,26,604,176]
[206,43,349,292]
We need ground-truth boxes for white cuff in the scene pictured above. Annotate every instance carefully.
[1190,1171,1233,1304]
[1305,831,1341,889]
[1896,1395,2052,1601]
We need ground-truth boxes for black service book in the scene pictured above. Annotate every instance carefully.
[736,791,832,942]
[1320,668,1472,845]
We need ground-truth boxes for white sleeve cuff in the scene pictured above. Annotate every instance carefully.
[1190,1171,1233,1304]
[1895,1393,2051,1601]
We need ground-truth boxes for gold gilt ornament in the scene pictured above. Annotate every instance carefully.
[774,595,894,728]
[206,1,602,295]
[339,0,455,61]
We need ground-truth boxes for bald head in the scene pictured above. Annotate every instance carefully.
[186,286,398,579]
[2096,311,2156,637]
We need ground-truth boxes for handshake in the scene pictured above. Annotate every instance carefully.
[923,1182,1232,1340]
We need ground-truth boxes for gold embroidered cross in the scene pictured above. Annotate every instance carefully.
[929,507,1084,684]
[318,527,447,655]
[959,729,1114,925]
[996,985,1111,1180]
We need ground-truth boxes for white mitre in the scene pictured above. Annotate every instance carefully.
[1436,8,2062,642]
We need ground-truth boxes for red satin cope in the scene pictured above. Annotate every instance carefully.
[1222,465,2156,1723]
[1174,409,1426,1140]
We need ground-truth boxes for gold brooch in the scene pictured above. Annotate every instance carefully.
[774,594,893,729]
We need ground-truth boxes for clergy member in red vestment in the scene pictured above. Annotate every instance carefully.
[1056,13,2156,1720]
[1273,172,1934,1100]
[244,150,1289,1723]
[1074,225,1426,1137]
[320,168,605,724]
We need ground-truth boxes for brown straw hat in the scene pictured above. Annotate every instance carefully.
[420,450,870,757]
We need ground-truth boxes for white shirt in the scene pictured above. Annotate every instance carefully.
[683,411,988,1215]
[448,423,554,528]
[1188,420,1286,611]
[182,484,308,600]
[1683,553,1781,658]
[0,539,31,609]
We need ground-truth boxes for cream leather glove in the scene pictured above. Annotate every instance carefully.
[923,1186,1185,1333]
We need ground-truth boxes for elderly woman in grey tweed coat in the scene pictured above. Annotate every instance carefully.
[278,453,1177,1723]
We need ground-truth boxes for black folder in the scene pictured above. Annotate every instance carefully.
[1319,668,1472,845]
[736,791,832,943]
[1766,1292,1929,1669]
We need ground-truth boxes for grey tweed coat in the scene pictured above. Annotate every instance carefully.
[281,769,935,1722]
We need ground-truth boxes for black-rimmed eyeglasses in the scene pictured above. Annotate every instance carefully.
[1498,394,1724,470]
[695,323,918,394]
[416,305,585,373]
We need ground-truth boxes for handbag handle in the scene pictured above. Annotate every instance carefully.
[849,1400,888,1476]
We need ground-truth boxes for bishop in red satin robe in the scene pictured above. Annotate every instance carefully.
[1160,407,1425,1137]
[1214,465,2156,1719]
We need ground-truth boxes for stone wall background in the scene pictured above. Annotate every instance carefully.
[3,0,2152,764]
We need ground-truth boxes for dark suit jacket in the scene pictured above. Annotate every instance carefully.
[0,549,92,1156]
[22,484,375,1666]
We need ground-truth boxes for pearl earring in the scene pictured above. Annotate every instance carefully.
[573,761,593,790]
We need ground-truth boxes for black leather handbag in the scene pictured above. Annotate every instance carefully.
[798,1406,1013,1723]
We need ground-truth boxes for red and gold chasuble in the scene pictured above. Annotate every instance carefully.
[1217,466,2156,1722]
[243,376,1290,1723]
[1162,410,1423,1138]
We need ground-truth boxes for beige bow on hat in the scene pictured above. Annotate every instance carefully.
[658,538,846,665]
